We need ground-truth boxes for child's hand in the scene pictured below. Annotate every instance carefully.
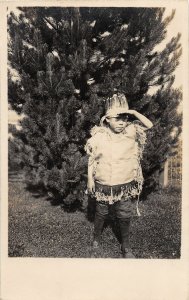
[87,178,95,194]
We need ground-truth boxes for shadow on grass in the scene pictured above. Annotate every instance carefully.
[25,182,86,209]
[25,183,47,199]
[25,183,64,206]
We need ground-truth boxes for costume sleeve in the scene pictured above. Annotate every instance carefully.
[84,135,98,166]
[133,121,147,159]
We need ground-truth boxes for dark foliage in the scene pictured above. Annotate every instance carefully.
[8,7,182,205]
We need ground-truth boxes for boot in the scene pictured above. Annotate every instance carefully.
[121,247,135,259]
[119,219,135,259]
[90,214,105,258]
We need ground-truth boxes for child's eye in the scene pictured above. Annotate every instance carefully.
[117,117,128,121]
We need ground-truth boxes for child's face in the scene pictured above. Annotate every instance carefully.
[106,114,128,133]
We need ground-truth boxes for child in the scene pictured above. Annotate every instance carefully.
[85,93,153,258]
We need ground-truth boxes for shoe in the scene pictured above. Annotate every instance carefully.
[90,240,101,258]
[121,247,135,258]
[92,240,100,248]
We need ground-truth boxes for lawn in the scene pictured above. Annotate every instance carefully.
[8,180,181,258]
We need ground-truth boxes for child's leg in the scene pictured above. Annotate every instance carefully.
[114,200,135,258]
[118,218,131,249]
[93,201,109,244]
[90,201,109,257]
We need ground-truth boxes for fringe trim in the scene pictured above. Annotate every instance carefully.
[134,122,147,159]
[94,180,143,204]
[136,195,141,216]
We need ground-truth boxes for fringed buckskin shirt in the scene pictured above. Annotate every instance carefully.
[85,121,147,204]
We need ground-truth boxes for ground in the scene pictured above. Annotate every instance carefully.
[8,178,181,258]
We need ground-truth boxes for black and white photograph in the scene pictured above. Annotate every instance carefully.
[7,5,183,259]
[1,1,189,299]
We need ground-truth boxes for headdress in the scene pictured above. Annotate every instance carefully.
[100,93,130,126]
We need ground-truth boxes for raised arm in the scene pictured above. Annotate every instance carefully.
[127,110,153,129]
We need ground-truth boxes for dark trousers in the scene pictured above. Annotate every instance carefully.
[94,200,131,248]
[96,200,134,219]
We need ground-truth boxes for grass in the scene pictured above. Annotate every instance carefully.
[8,181,181,258]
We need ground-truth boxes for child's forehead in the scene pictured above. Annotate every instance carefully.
[108,114,128,120]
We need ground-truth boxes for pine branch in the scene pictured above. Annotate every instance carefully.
[43,17,58,32]
[8,7,182,200]
[163,9,175,26]
[10,13,21,25]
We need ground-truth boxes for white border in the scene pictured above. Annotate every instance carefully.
[1,1,189,300]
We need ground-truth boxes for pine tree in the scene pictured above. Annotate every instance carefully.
[8,7,182,205]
